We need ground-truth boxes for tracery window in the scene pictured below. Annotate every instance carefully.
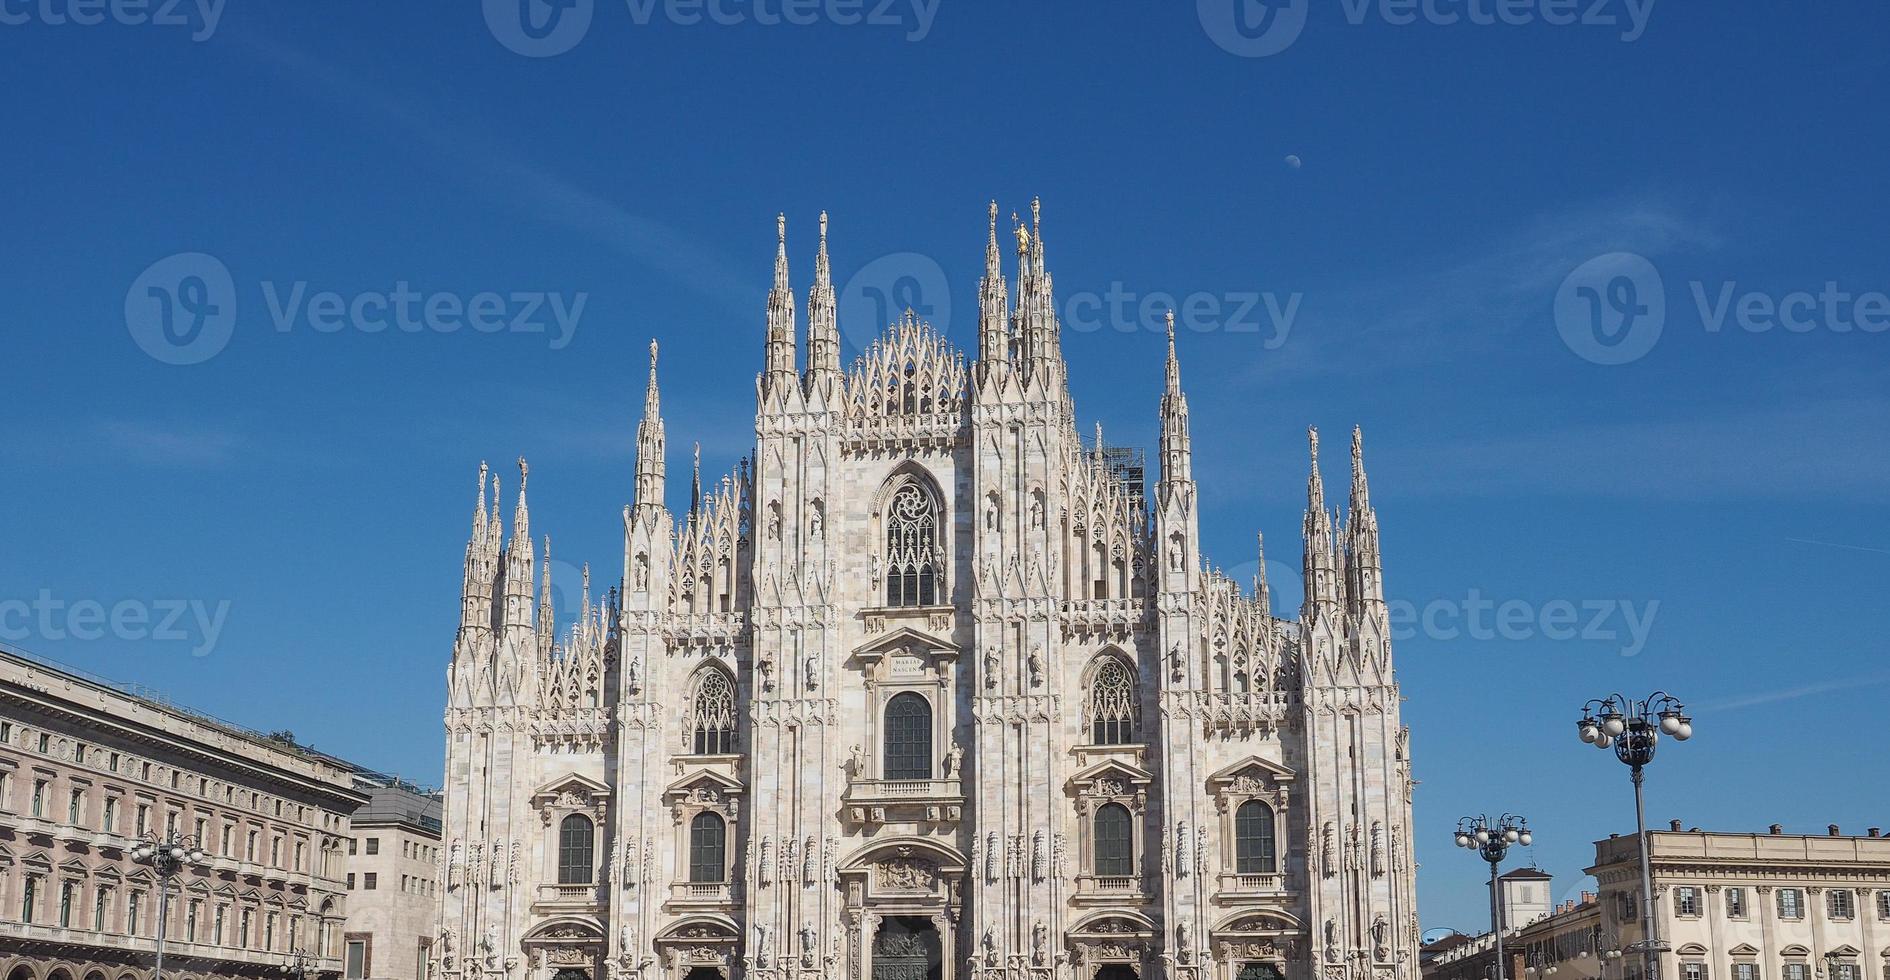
[1093,802,1134,877]
[557,814,594,884]
[884,482,939,607]
[883,692,933,780]
[1088,656,1140,745]
[687,667,737,755]
[688,812,727,883]
[1235,800,1278,873]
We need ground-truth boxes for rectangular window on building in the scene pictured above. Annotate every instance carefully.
[68,788,83,824]
[1683,963,1707,980]
[266,912,276,951]
[38,733,51,752]
[346,873,355,890]
[59,880,73,927]
[187,901,199,942]
[128,891,141,935]
[102,797,116,832]
[1779,888,1804,919]
[1879,890,1890,920]
[32,780,46,817]
[215,905,227,945]
[271,838,281,867]
[166,810,177,836]
[348,838,357,855]
[196,817,207,841]
[109,752,119,772]
[295,841,306,871]
[136,804,149,835]
[1734,964,1758,980]
[1727,887,1747,918]
[417,939,430,980]
[1829,889,1856,919]
[240,909,252,948]
[94,887,108,931]
[0,721,11,742]
[1784,964,1807,980]
[74,744,84,764]
[247,830,258,861]
[364,873,377,890]
[222,825,233,855]
[22,876,37,923]
[1676,886,1701,916]
[346,939,368,980]
[365,837,380,855]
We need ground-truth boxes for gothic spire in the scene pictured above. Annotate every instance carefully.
[1303,428,1341,615]
[689,442,702,517]
[1013,197,1064,384]
[1159,311,1193,485]
[1255,531,1272,614]
[1350,424,1373,514]
[764,213,797,391]
[977,200,1010,374]
[459,460,495,633]
[500,457,537,633]
[634,340,666,514]
[805,210,840,385]
[471,460,490,550]
[1347,425,1384,611]
[537,536,554,645]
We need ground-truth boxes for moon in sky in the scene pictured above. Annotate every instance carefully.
[1285,154,1303,169]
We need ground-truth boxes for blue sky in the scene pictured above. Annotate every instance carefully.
[3,1,1887,933]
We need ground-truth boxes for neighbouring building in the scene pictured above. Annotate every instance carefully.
[0,647,365,980]
[1590,823,1890,980]
[1423,824,1890,980]
[434,202,1421,980]
[339,775,441,980]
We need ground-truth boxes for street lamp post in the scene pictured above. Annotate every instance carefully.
[1576,693,1694,980]
[280,947,318,980]
[1454,814,1535,980]
[130,832,206,980]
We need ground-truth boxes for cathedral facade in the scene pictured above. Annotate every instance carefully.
[433,203,1419,980]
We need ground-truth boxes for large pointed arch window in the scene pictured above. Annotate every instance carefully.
[557,814,594,884]
[1093,802,1134,877]
[687,667,737,755]
[1087,656,1140,745]
[1235,800,1278,873]
[688,812,727,883]
[882,692,933,780]
[884,482,939,607]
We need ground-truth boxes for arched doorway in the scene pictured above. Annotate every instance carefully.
[1237,966,1286,980]
[550,970,589,980]
[872,916,941,980]
[682,970,723,980]
[1095,967,1140,980]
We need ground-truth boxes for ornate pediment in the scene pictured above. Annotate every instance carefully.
[531,772,612,824]
[1069,757,1154,794]
[661,767,744,807]
[1213,909,1304,936]
[850,625,958,670]
[1207,755,1297,790]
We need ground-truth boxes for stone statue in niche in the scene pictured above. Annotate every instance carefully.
[1032,921,1048,965]
[801,921,817,967]
[847,744,865,779]
[805,653,819,691]
[984,649,1000,689]
[1028,646,1044,687]
[944,743,964,777]
[1373,915,1390,960]
[809,503,823,541]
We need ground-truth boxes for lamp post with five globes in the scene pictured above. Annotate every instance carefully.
[1454,814,1534,980]
[1576,693,1693,980]
[130,832,206,980]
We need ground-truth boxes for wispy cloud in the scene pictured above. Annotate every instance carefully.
[229,34,750,314]
[1699,672,1890,712]
[1783,537,1890,557]
[99,419,245,467]
[1256,194,1720,377]
[1367,396,1890,500]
